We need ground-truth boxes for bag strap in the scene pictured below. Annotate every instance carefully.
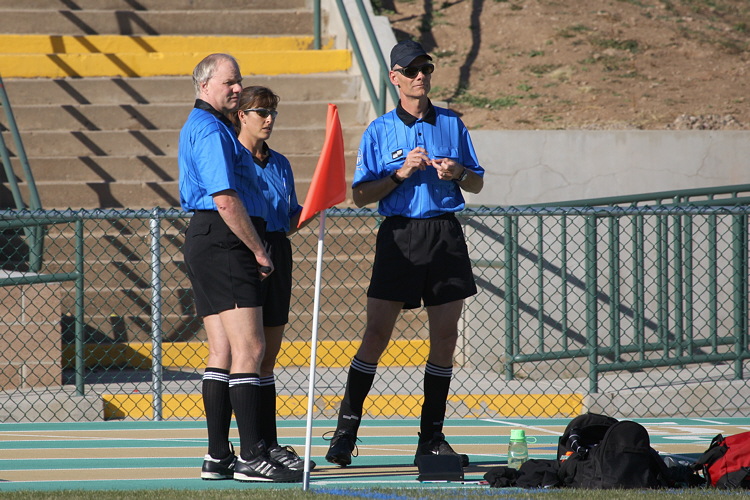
[692,434,727,470]
[716,467,750,489]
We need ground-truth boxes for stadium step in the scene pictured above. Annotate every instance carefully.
[0,35,350,78]
[102,392,585,420]
[0,0,382,413]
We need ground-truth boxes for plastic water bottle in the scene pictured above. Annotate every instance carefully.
[507,429,529,470]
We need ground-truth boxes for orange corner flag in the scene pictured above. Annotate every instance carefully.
[297,103,347,227]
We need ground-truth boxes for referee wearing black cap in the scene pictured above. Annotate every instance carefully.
[324,39,485,468]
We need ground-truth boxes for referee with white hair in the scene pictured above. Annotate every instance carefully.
[325,39,485,468]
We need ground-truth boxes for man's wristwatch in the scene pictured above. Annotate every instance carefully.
[456,168,469,183]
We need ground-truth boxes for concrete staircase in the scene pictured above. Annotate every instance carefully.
[0,2,377,352]
[0,0,369,209]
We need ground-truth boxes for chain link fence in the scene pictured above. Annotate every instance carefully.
[0,206,748,422]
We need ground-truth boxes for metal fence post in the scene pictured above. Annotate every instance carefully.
[683,214,694,357]
[503,215,518,380]
[560,215,569,351]
[633,214,645,357]
[608,217,621,359]
[150,208,163,420]
[75,216,85,396]
[732,213,748,380]
[656,213,669,356]
[709,213,718,352]
[313,0,320,50]
[585,214,599,393]
[535,216,545,352]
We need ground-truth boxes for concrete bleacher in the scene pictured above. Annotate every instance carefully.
[0,0,382,420]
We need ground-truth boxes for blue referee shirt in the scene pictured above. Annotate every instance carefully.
[352,100,484,219]
[178,100,268,220]
[253,144,303,233]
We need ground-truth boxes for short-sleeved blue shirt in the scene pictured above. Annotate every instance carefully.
[252,144,302,233]
[178,100,268,220]
[352,101,484,219]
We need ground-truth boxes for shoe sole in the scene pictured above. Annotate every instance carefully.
[325,454,351,467]
[413,454,470,467]
[201,472,233,480]
[234,472,302,483]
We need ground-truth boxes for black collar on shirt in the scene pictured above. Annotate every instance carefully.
[194,99,234,129]
[395,99,437,126]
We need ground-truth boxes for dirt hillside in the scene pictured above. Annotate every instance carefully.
[376,0,749,130]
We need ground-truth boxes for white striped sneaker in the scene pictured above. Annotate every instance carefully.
[234,452,303,482]
[200,443,236,480]
[269,445,316,471]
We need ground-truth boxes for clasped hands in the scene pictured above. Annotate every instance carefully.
[398,147,463,181]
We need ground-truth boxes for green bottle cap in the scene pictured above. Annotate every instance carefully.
[510,429,526,441]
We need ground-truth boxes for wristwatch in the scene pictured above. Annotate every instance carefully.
[456,168,468,183]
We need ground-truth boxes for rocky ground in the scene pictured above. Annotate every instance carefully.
[376,0,749,130]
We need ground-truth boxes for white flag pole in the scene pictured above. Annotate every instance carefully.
[303,209,326,491]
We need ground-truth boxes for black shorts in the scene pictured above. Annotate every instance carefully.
[367,212,477,309]
[182,210,266,317]
[261,231,293,327]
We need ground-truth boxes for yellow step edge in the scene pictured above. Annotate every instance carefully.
[0,50,351,78]
[62,339,429,370]
[0,34,334,54]
[102,393,584,420]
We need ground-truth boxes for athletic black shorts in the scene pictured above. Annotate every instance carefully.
[367,212,477,309]
[183,210,266,317]
[261,231,293,327]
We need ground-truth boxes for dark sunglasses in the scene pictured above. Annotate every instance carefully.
[243,108,278,119]
[393,63,435,79]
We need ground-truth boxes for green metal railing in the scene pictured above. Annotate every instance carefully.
[1,196,749,421]
[314,0,397,115]
[534,184,750,207]
[467,205,749,393]
[0,212,84,393]
[0,73,44,271]
[515,186,750,390]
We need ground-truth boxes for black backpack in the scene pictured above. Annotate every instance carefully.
[557,412,618,461]
[558,414,670,489]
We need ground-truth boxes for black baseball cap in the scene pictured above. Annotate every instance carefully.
[390,40,432,69]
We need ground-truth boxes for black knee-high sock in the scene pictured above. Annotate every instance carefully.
[229,373,262,461]
[202,367,232,459]
[258,375,278,448]
[420,362,453,438]
[336,357,377,435]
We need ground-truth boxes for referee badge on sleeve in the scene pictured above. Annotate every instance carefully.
[391,149,403,160]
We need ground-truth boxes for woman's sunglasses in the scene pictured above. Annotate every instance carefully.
[243,108,278,119]
[393,63,435,79]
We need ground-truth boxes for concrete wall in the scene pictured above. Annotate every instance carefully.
[466,130,750,206]
[0,275,62,390]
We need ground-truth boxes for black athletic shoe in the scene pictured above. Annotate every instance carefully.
[201,446,236,480]
[269,445,315,471]
[324,430,358,467]
[234,452,303,483]
[414,432,469,467]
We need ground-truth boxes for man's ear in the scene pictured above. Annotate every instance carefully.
[388,70,400,87]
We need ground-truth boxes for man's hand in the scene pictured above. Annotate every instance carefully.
[257,254,274,280]
[396,147,431,180]
[432,157,464,181]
